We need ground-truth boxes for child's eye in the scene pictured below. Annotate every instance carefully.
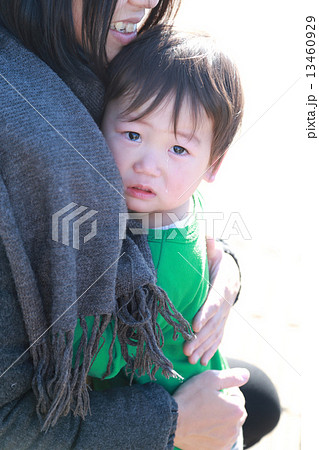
[125,131,141,142]
[170,145,188,156]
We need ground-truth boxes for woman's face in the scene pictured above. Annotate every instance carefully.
[73,0,161,60]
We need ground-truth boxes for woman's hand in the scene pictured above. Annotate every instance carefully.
[173,368,250,449]
[183,239,240,365]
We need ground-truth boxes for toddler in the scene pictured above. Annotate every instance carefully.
[74,24,244,448]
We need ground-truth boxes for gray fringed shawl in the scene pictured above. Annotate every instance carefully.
[0,25,193,431]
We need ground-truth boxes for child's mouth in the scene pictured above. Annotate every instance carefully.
[126,185,156,199]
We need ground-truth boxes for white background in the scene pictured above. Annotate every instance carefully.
[175,1,318,448]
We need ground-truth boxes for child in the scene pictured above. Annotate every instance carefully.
[74,24,244,447]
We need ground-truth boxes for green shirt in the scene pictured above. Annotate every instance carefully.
[73,193,228,394]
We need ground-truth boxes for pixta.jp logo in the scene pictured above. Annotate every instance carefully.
[52,202,98,249]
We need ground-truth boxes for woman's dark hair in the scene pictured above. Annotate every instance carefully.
[0,0,181,79]
[104,25,244,167]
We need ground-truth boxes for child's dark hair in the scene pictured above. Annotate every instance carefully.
[104,25,244,167]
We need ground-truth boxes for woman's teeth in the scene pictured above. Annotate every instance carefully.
[110,22,137,33]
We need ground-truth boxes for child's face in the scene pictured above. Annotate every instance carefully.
[102,95,214,219]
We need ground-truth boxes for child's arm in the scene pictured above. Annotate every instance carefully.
[184,239,240,365]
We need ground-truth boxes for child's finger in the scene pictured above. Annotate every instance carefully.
[184,318,225,363]
[200,334,223,366]
[192,291,221,332]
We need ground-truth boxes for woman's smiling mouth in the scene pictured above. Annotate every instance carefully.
[108,19,141,48]
[110,22,137,34]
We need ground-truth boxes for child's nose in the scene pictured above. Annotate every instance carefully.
[133,153,161,177]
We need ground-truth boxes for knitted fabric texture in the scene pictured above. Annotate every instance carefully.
[0,25,193,431]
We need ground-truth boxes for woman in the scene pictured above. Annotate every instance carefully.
[0,1,279,448]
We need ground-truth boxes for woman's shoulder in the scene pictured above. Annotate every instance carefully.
[0,25,108,166]
[0,25,101,127]
[0,25,59,88]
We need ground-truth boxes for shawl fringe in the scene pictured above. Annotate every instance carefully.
[116,284,193,382]
[31,282,193,430]
[31,314,112,431]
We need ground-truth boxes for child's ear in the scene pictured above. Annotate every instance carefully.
[203,152,227,183]
[203,168,216,183]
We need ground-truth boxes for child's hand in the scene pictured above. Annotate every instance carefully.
[183,239,240,365]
